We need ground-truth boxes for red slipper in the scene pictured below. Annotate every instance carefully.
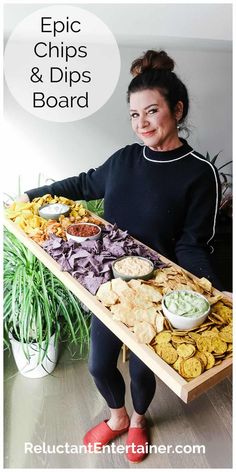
[126,426,149,463]
[83,420,129,450]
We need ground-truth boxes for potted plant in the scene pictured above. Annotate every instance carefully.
[206,151,232,217]
[3,229,91,378]
[206,152,232,291]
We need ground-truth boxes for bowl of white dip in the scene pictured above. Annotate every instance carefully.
[162,290,210,329]
[112,256,154,282]
[38,203,70,220]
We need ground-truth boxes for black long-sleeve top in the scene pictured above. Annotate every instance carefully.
[26,139,223,289]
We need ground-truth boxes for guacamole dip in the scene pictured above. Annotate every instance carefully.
[164,290,209,318]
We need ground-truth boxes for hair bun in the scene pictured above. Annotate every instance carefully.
[130,50,175,77]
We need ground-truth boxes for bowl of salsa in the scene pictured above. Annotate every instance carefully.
[66,222,101,243]
[162,290,210,329]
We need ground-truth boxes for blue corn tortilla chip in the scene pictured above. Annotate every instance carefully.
[42,223,166,294]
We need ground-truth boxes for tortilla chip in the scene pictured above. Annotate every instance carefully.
[155,312,164,333]
[197,277,212,292]
[156,343,178,365]
[204,352,216,369]
[196,337,213,353]
[195,351,208,368]
[176,343,196,359]
[154,331,172,344]
[111,278,132,296]
[96,281,119,306]
[110,304,136,327]
[132,294,154,309]
[207,294,223,305]
[180,357,203,378]
[139,284,162,303]
[211,337,227,355]
[133,321,156,344]
[127,279,142,291]
[133,306,157,325]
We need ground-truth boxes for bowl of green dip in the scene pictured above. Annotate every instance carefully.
[162,290,210,329]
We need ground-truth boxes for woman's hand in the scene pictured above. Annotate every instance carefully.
[17,193,30,203]
[222,291,233,300]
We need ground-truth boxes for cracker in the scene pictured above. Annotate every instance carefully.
[211,337,227,355]
[155,331,172,344]
[204,352,215,369]
[176,343,196,359]
[156,344,178,365]
[196,337,213,353]
[180,357,203,378]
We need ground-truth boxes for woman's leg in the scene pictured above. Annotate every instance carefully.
[129,351,156,420]
[125,353,156,462]
[88,315,129,429]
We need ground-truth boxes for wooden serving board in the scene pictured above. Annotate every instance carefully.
[3,215,232,403]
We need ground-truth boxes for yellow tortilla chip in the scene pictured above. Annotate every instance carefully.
[172,357,183,372]
[176,343,196,359]
[195,351,208,368]
[207,294,223,305]
[156,343,178,365]
[204,352,216,369]
[154,331,172,344]
[197,277,212,292]
[180,357,203,378]
[211,337,227,355]
[196,336,213,353]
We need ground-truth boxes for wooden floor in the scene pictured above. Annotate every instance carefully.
[4,345,232,469]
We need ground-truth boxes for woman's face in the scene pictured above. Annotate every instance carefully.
[129,89,180,151]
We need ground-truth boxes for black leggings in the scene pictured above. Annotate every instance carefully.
[88,315,156,415]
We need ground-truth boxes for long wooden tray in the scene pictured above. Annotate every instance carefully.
[3,216,232,403]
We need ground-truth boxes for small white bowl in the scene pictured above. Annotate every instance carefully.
[112,256,154,282]
[39,203,70,220]
[162,290,210,330]
[66,222,101,243]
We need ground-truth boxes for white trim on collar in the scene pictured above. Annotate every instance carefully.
[143,146,193,163]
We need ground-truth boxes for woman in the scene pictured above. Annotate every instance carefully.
[19,50,225,463]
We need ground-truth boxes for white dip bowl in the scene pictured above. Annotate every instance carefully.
[162,289,210,330]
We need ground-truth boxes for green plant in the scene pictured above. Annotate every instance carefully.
[80,198,104,218]
[3,229,91,363]
[205,151,232,216]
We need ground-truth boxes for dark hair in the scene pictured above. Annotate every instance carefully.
[127,50,189,125]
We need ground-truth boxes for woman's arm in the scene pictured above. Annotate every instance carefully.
[175,164,224,290]
[23,153,116,202]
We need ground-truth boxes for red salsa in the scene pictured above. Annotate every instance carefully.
[68,224,100,237]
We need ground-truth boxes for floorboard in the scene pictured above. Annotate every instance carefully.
[4,346,232,469]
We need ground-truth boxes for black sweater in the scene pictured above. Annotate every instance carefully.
[26,139,223,289]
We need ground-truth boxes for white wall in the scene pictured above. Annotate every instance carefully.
[3,3,232,198]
